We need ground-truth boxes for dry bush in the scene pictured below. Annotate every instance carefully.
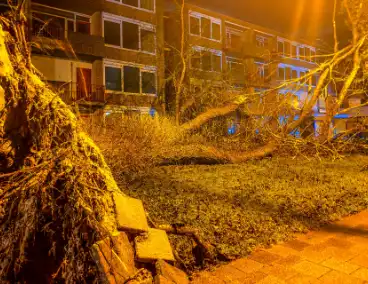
[87,113,183,180]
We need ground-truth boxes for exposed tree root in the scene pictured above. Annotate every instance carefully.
[0,7,121,283]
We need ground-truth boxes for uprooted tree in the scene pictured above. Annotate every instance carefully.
[166,0,368,163]
[0,5,123,283]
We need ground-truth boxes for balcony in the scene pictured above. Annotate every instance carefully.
[32,23,105,58]
[56,83,106,104]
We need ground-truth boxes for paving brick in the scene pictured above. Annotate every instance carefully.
[113,193,149,233]
[292,260,330,278]
[212,264,247,283]
[321,257,360,274]
[283,240,310,252]
[268,244,299,258]
[249,250,281,265]
[155,260,189,284]
[349,254,368,268]
[277,255,302,266]
[228,258,263,274]
[257,275,286,283]
[135,228,175,262]
[323,237,353,249]
[190,272,225,284]
[321,247,357,262]
[318,270,365,284]
[299,247,331,263]
[351,267,368,281]
[262,264,298,280]
[286,274,321,284]
[242,271,268,284]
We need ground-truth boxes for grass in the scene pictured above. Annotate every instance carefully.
[124,155,368,272]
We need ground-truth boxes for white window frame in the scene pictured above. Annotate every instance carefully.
[226,27,243,49]
[102,12,156,55]
[103,60,157,96]
[191,46,223,72]
[106,0,156,13]
[278,63,309,84]
[255,61,268,78]
[255,35,268,48]
[226,57,244,72]
[31,7,91,39]
[189,11,222,42]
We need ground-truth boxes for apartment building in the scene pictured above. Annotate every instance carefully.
[24,0,165,116]
[164,1,329,136]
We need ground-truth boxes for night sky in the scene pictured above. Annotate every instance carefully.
[190,0,349,45]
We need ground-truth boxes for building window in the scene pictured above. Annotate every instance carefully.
[189,12,221,41]
[142,72,156,94]
[123,21,139,50]
[226,28,242,49]
[310,49,316,62]
[190,16,200,35]
[292,45,297,58]
[105,64,157,95]
[104,20,121,46]
[278,40,284,55]
[103,14,156,54]
[278,67,285,80]
[191,47,222,72]
[312,75,318,86]
[305,48,311,62]
[299,46,305,60]
[292,69,298,79]
[124,66,140,93]
[32,11,91,40]
[105,66,122,91]
[112,0,155,11]
[256,35,268,48]
[255,62,269,79]
[285,42,291,56]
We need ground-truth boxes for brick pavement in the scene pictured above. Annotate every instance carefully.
[191,210,368,283]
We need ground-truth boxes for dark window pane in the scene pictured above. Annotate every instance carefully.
[141,29,155,53]
[311,50,316,62]
[123,21,139,50]
[124,66,140,93]
[212,22,220,40]
[76,21,90,34]
[292,45,297,58]
[278,41,284,54]
[201,17,211,38]
[191,51,201,69]
[292,69,298,79]
[122,0,138,7]
[212,54,222,72]
[105,67,122,91]
[67,20,74,32]
[230,33,242,49]
[299,47,305,59]
[285,42,291,56]
[312,75,318,86]
[142,72,156,94]
[202,52,211,71]
[306,48,311,61]
[278,67,285,80]
[104,21,121,46]
[264,65,269,79]
[32,13,65,40]
[285,67,291,79]
[190,16,200,35]
[141,0,154,10]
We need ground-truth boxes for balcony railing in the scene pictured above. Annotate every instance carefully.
[54,83,106,104]
[32,22,65,40]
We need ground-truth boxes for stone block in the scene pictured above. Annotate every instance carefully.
[292,260,330,278]
[135,228,175,262]
[90,234,137,283]
[155,260,189,284]
[113,193,149,233]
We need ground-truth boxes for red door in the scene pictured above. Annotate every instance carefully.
[76,68,92,100]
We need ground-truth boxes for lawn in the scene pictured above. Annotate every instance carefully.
[124,155,368,272]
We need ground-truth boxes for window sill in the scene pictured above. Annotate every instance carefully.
[189,33,222,43]
[106,90,157,97]
[105,44,156,56]
[105,0,155,14]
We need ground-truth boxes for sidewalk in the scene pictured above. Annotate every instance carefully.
[192,210,368,283]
